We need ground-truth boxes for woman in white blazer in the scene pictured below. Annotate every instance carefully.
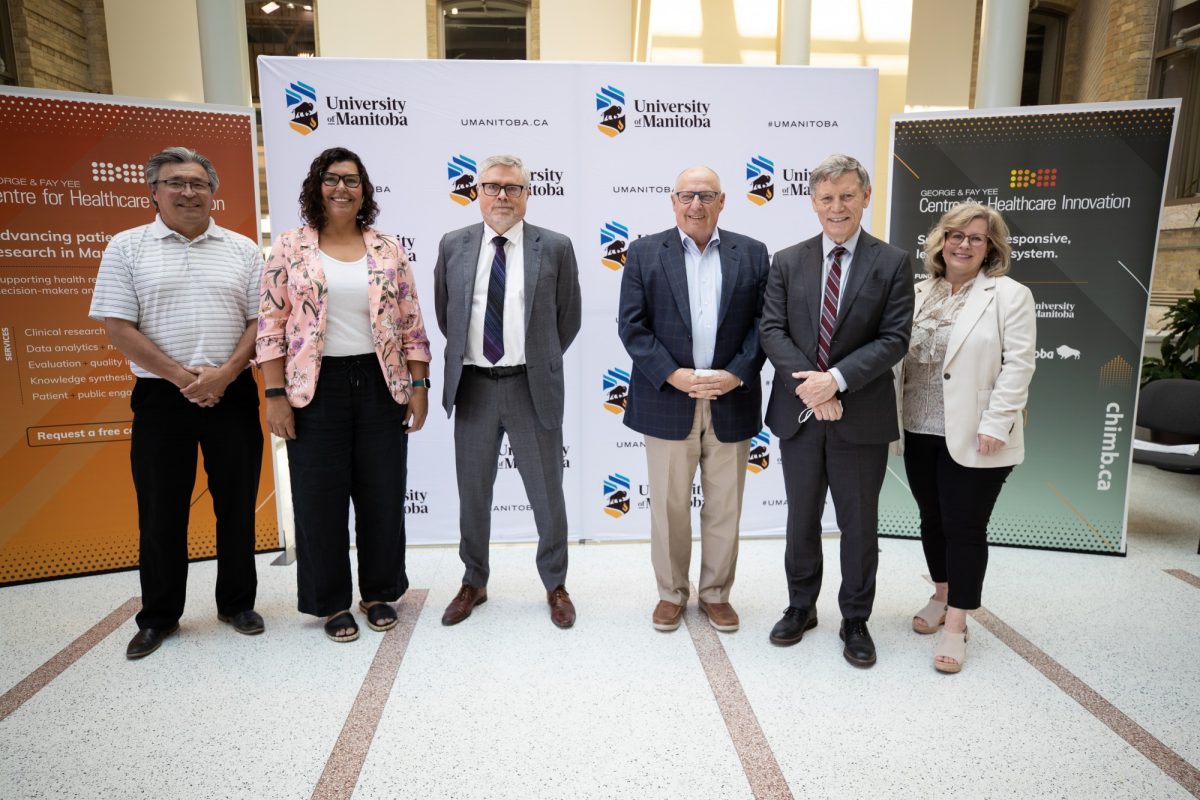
[895,201,1035,673]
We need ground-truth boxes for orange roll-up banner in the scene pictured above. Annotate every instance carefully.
[0,88,275,585]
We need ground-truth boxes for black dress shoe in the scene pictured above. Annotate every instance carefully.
[126,625,179,660]
[769,606,818,646]
[218,610,265,635]
[839,618,876,667]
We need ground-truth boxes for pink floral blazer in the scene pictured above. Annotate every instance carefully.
[256,225,431,408]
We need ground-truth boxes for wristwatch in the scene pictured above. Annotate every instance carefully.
[264,387,286,398]
[411,378,431,389]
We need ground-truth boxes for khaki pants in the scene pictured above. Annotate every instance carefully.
[644,400,750,605]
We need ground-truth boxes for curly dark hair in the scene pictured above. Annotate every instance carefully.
[298,147,379,230]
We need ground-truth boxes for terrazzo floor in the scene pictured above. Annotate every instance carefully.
[1,463,1197,799]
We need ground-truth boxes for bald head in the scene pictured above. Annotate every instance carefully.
[672,165,725,250]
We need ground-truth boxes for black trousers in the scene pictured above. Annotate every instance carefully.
[902,431,1013,610]
[286,354,409,617]
[130,370,263,630]
[779,423,888,620]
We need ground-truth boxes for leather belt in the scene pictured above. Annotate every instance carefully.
[465,363,527,379]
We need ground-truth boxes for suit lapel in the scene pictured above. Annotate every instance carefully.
[716,232,740,328]
[661,234,693,334]
[458,224,484,344]
[943,273,996,365]
[833,233,876,335]
[802,238,823,346]
[522,224,541,331]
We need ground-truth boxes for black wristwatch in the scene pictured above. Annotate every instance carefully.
[411,378,431,389]
[264,387,287,398]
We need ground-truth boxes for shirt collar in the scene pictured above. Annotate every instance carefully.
[151,214,223,241]
[678,226,721,256]
[485,220,523,247]
[822,227,861,261]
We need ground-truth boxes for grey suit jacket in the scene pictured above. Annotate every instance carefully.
[433,221,582,430]
[760,229,914,443]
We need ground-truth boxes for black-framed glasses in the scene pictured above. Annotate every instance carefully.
[321,172,362,189]
[154,179,212,193]
[481,183,526,198]
[674,190,720,205]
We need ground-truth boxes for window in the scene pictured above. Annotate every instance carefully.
[1021,10,1066,106]
[245,0,317,103]
[1153,0,1200,199]
[440,0,529,60]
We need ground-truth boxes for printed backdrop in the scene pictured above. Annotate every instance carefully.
[883,102,1179,554]
[259,58,880,545]
[0,88,269,584]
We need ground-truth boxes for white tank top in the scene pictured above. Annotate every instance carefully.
[319,251,374,357]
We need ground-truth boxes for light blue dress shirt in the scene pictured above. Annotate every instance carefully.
[679,227,722,370]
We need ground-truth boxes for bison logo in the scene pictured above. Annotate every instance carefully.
[600,221,630,271]
[596,85,626,138]
[746,431,771,474]
[447,154,478,206]
[602,367,631,414]
[604,473,632,518]
[746,155,775,206]
[286,81,318,135]
[1056,344,1081,360]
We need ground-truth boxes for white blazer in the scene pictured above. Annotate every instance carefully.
[894,274,1036,468]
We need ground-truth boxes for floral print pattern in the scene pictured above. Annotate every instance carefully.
[256,225,431,407]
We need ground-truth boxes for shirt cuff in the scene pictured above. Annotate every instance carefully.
[830,367,848,393]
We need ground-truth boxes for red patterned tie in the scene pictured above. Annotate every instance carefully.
[817,245,845,372]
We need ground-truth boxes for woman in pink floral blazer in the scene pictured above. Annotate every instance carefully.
[256,147,431,643]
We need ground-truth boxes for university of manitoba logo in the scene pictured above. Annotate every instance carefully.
[286,81,318,135]
[604,473,632,518]
[746,431,771,474]
[600,221,630,270]
[596,85,626,138]
[447,154,478,206]
[1010,167,1057,189]
[746,155,775,206]
[602,368,631,414]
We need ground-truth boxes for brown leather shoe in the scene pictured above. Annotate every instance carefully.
[652,600,685,632]
[441,584,487,626]
[699,600,739,632]
[547,585,576,629]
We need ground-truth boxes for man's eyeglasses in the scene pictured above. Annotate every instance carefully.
[481,183,526,198]
[673,191,720,205]
[155,179,212,193]
[321,173,362,189]
[946,231,987,248]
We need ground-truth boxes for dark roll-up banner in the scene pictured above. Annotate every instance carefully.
[882,101,1179,555]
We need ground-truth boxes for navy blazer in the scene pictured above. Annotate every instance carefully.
[618,227,770,442]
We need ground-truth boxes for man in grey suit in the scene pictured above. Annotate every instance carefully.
[433,154,582,629]
[759,154,914,667]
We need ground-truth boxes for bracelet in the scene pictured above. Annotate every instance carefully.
[264,387,286,398]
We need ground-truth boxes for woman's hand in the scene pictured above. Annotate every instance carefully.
[405,389,428,433]
[977,434,1004,456]
[267,396,296,440]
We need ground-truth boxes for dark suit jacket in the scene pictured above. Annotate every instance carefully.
[760,229,914,443]
[433,221,582,430]
[618,227,770,443]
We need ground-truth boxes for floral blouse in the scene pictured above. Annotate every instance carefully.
[902,277,974,436]
[256,225,431,408]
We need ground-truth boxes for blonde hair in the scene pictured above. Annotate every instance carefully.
[923,201,1011,278]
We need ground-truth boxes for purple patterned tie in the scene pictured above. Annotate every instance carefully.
[817,246,845,372]
[483,235,507,364]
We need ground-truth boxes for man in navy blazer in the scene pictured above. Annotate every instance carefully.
[618,166,770,634]
[759,154,914,667]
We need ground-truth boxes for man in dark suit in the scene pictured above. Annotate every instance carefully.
[618,166,770,634]
[433,154,582,629]
[759,154,914,666]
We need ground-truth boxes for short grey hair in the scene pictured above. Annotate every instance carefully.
[480,153,531,187]
[809,153,870,194]
[146,146,219,193]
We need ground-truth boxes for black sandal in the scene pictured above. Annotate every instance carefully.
[323,611,359,643]
[359,601,398,632]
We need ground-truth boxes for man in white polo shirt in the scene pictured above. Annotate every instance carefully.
[90,146,265,659]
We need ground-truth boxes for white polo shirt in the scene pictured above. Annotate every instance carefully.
[89,215,262,379]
